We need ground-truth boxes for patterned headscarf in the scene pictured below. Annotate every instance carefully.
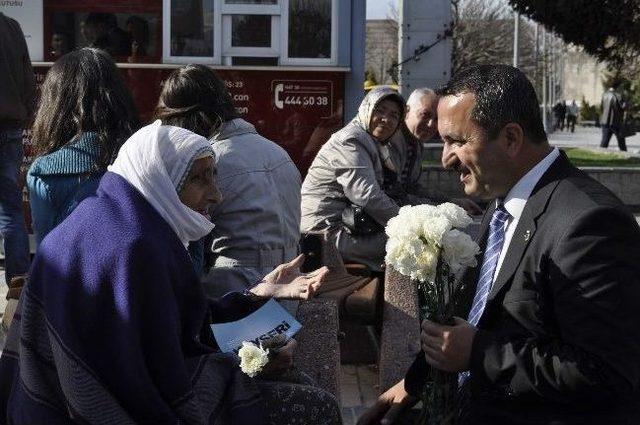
[353,87,406,171]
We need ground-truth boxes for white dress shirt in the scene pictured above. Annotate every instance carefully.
[493,147,560,280]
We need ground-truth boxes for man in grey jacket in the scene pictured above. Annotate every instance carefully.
[0,13,35,287]
[205,118,302,295]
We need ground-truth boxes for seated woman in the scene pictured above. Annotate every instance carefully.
[27,47,139,247]
[0,122,338,424]
[154,64,302,296]
[301,87,405,271]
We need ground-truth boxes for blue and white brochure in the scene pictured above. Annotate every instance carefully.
[211,299,302,353]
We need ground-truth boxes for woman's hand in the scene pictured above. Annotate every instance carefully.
[259,338,297,378]
[250,254,329,300]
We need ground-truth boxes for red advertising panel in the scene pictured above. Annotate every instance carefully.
[23,65,345,230]
[32,65,345,174]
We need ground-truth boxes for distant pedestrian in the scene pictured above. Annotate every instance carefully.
[600,83,628,151]
[552,100,566,131]
[566,99,579,133]
[0,12,36,287]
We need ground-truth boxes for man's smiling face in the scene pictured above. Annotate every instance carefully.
[438,93,511,200]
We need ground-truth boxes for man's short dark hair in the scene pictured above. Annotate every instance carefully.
[437,64,547,143]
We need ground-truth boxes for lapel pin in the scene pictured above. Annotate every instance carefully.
[524,230,531,242]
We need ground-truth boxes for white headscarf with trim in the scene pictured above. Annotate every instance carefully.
[108,120,215,247]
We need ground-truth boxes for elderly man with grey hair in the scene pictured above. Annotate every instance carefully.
[384,88,439,204]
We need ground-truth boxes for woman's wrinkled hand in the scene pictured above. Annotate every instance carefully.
[251,254,329,300]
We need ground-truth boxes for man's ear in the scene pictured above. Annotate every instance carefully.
[500,123,524,158]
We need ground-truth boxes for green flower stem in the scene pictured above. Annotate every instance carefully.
[416,249,458,425]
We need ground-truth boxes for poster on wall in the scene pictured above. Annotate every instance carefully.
[0,0,44,61]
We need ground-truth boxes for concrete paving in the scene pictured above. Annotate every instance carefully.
[547,125,640,154]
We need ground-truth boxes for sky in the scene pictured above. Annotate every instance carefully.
[366,0,397,20]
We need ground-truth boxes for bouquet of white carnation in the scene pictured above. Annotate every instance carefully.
[385,202,480,425]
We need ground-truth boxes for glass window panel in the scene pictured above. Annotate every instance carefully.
[225,0,277,4]
[231,56,278,66]
[50,12,159,61]
[171,0,214,57]
[231,15,271,48]
[288,0,331,58]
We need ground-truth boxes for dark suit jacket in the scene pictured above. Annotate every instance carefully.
[405,152,640,425]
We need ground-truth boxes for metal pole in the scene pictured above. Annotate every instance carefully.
[550,36,555,107]
[513,12,520,68]
[547,33,556,111]
[541,28,548,132]
[534,23,539,83]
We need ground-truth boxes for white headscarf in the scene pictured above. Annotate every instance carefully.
[108,120,215,247]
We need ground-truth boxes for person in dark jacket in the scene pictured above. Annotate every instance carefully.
[358,65,640,425]
[0,12,35,287]
[27,47,139,247]
[600,84,628,151]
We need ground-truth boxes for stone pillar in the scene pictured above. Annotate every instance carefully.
[294,299,342,400]
[378,266,422,392]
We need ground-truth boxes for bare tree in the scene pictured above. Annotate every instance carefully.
[386,1,399,23]
[365,2,399,84]
[451,0,537,79]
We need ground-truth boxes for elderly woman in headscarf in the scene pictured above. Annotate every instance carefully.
[301,87,405,271]
[0,122,337,424]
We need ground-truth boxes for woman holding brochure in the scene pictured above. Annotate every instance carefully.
[0,122,340,424]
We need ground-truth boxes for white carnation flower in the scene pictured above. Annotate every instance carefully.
[238,341,269,377]
[437,202,473,228]
[421,214,452,245]
[441,229,480,274]
[412,244,439,282]
[386,203,479,283]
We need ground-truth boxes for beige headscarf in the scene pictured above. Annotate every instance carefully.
[353,87,405,172]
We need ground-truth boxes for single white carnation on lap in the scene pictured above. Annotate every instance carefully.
[238,341,269,377]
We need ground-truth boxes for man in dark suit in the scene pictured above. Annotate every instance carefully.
[358,65,640,425]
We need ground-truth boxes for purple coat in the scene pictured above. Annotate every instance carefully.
[0,172,265,424]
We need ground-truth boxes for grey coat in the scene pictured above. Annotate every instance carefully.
[204,118,302,296]
[301,87,403,233]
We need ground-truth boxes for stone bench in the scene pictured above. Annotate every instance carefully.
[303,231,383,365]
[293,298,341,399]
[378,266,421,392]
[307,231,382,326]
[303,230,430,391]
